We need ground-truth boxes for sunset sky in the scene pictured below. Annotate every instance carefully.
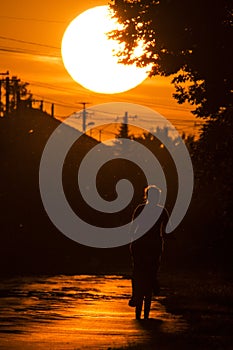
[0,0,201,136]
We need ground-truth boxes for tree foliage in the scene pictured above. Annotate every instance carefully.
[110,1,233,258]
[110,0,233,118]
[116,122,130,139]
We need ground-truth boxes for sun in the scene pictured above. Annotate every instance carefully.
[61,6,151,94]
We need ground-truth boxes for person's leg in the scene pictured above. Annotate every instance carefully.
[152,258,161,295]
[144,292,152,319]
[135,296,143,320]
[128,277,136,306]
[152,276,160,295]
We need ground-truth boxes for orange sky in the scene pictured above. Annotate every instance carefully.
[0,0,202,136]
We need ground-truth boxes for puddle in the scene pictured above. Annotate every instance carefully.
[0,275,188,349]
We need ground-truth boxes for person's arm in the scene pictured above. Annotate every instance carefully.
[160,207,170,236]
[129,204,144,242]
[160,207,176,239]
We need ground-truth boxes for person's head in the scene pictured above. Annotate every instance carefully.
[144,185,161,205]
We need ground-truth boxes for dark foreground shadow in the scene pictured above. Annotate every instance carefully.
[135,318,163,330]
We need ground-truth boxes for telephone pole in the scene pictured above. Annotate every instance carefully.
[51,103,54,118]
[123,111,128,124]
[0,71,9,117]
[5,77,10,117]
[0,73,21,116]
[78,102,90,133]
[11,76,21,110]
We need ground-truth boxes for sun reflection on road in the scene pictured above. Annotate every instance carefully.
[0,275,187,349]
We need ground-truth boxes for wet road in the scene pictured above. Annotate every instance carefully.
[0,275,187,349]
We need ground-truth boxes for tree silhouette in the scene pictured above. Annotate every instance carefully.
[1,75,32,113]
[116,121,130,139]
[110,1,233,250]
[110,0,233,118]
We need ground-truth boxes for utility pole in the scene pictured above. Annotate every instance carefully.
[5,77,10,117]
[39,100,43,111]
[0,71,9,117]
[0,73,21,116]
[51,103,54,118]
[99,129,102,142]
[16,81,21,110]
[123,111,128,124]
[97,124,113,142]
[0,80,2,117]
[11,76,21,110]
[78,102,90,133]
[123,111,137,124]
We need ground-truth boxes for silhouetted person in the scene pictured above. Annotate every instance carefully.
[129,185,169,320]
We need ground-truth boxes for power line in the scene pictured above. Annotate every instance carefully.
[114,95,192,113]
[30,81,77,94]
[87,107,198,125]
[29,80,85,95]
[0,46,60,58]
[0,35,60,50]
[13,78,202,128]
[87,108,119,116]
[0,15,65,24]
[0,38,199,119]
[0,71,202,132]
[33,94,78,109]
[138,117,196,124]
[145,100,192,113]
